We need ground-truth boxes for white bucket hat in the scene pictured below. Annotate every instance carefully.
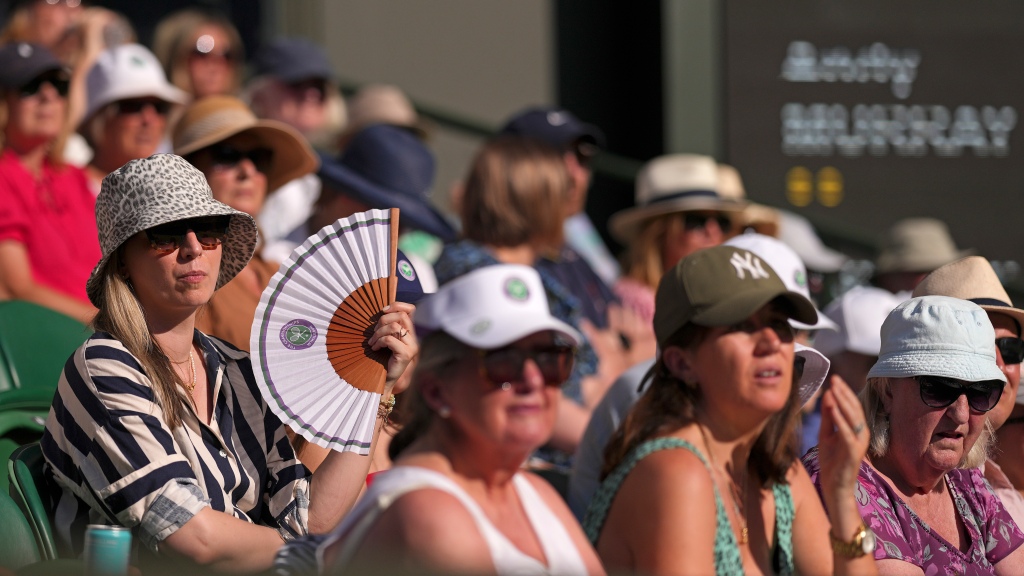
[725,233,838,332]
[867,296,1006,383]
[82,43,188,125]
[813,286,906,359]
[415,264,581,350]
[608,154,745,243]
[795,343,830,405]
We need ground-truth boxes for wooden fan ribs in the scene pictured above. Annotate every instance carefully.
[327,276,395,394]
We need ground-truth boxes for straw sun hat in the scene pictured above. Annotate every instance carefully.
[608,154,745,243]
[172,95,319,192]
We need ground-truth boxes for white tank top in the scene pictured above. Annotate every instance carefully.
[317,466,589,575]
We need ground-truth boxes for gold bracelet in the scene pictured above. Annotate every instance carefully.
[378,394,396,425]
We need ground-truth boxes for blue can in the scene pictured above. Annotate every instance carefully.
[84,524,131,576]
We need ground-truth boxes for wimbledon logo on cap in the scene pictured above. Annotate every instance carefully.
[280,319,317,350]
[398,260,416,281]
[504,277,530,301]
[730,251,770,280]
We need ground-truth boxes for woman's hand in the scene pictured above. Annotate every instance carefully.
[368,302,418,394]
[817,374,870,503]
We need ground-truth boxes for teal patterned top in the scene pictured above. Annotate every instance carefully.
[583,437,794,575]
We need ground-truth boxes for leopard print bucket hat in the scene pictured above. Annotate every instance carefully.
[85,154,258,307]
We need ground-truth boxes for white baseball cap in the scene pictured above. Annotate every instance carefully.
[416,264,581,349]
[795,342,830,405]
[725,233,838,332]
[813,286,906,358]
[868,296,1006,383]
[82,43,188,125]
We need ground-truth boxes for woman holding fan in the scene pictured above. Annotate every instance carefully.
[41,154,417,573]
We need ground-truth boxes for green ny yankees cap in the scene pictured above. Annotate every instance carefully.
[653,245,818,347]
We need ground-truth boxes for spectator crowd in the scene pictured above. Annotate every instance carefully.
[2,3,1023,576]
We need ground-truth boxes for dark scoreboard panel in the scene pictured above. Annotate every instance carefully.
[723,0,1024,260]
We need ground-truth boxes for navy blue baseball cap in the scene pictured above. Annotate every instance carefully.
[395,249,425,304]
[0,42,67,90]
[253,37,334,84]
[499,106,606,152]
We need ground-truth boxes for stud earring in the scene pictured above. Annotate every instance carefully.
[437,406,451,418]
[501,382,511,391]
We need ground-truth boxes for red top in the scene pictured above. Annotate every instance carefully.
[0,149,100,304]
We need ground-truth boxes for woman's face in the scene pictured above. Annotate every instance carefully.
[4,73,67,147]
[988,313,1022,429]
[674,302,795,421]
[94,98,169,169]
[436,331,564,453]
[190,132,270,217]
[186,25,236,98]
[661,211,729,272]
[120,222,223,320]
[884,377,988,474]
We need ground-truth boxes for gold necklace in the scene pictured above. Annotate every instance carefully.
[183,349,197,395]
[697,423,749,545]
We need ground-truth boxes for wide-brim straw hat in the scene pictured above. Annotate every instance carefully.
[172,95,319,193]
[875,217,972,275]
[609,154,746,243]
[86,154,258,307]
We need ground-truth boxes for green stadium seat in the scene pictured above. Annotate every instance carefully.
[8,443,57,561]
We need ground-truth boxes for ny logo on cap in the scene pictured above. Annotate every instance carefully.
[730,251,770,280]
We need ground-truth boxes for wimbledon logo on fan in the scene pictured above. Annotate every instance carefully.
[281,319,318,350]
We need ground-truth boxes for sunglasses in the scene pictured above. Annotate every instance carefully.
[113,98,171,116]
[997,337,1024,365]
[205,145,274,174]
[287,78,328,103]
[683,213,733,235]
[19,72,70,98]
[478,345,576,387]
[144,216,232,255]
[916,375,1004,412]
[190,48,237,63]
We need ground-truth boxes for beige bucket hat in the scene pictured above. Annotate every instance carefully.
[875,217,971,274]
[609,154,746,243]
[172,95,318,192]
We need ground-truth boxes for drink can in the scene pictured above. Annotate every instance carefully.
[84,524,131,576]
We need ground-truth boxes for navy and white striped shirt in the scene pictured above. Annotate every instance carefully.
[42,330,311,556]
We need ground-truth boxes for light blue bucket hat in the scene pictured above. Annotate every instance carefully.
[867,295,1006,383]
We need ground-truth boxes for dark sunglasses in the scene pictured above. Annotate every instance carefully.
[114,98,171,116]
[683,212,733,234]
[287,78,328,103]
[996,337,1024,365]
[916,375,1004,412]
[19,72,70,98]
[478,345,576,387]
[144,216,232,255]
[206,145,274,174]
[190,49,237,63]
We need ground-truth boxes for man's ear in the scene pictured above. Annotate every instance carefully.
[662,345,697,385]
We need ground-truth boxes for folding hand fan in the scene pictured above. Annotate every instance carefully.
[250,208,399,455]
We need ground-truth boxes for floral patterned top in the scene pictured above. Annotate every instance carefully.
[803,448,1024,575]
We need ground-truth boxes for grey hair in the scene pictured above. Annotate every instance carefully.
[861,376,993,468]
